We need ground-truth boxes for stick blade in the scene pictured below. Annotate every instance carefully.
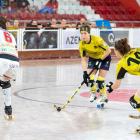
[129,115,140,119]
[54,105,57,109]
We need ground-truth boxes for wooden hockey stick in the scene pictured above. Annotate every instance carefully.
[54,68,95,111]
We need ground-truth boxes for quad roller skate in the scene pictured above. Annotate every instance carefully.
[135,125,140,134]
[89,90,97,102]
[97,94,108,108]
[4,105,14,120]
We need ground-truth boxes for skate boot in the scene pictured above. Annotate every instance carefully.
[4,105,14,120]
[89,90,97,102]
[135,125,140,134]
[97,94,108,108]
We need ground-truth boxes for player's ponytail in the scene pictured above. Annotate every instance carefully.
[0,16,7,30]
[114,38,131,56]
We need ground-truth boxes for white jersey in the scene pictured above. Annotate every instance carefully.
[0,27,18,61]
[0,27,19,78]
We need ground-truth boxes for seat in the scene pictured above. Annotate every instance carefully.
[62,14,71,20]
[88,2,94,6]
[37,13,46,20]
[87,10,95,14]
[100,14,109,20]
[62,5,69,10]
[59,1,65,5]
[80,10,87,15]
[116,10,123,15]
[95,10,102,15]
[22,13,31,20]
[69,5,77,10]
[108,2,115,6]
[98,6,106,10]
[122,14,130,21]
[129,10,136,15]
[106,6,113,10]
[73,1,80,5]
[46,14,54,20]
[101,1,108,6]
[6,13,13,20]
[65,9,73,14]
[57,9,65,14]
[133,23,140,27]
[73,10,80,14]
[70,14,78,20]
[91,6,99,10]
[54,14,62,20]
[107,14,117,21]
[30,13,39,20]
[116,2,121,6]
[77,5,84,11]
[80,1,87,6]
[84,6,91,11]
[94,2,102,6]
[123,10,129,15]
[116,23,125,27]
[66,1,73,5]
[78,14,87,20]
[114,14,123,21]
[102,9,109,15]
[109,10,116,15]
[124,23,132,27]
[19,22,25,27]
[92,14,101,20]
[87,14,93,20]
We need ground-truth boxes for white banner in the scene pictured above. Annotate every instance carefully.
[62,29,97,49]
[133,29,140,48]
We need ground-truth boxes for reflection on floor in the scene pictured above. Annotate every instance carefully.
[0,58,140,140]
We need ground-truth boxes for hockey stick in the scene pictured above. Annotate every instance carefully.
[129,115,140,119]
[54,68,95,111]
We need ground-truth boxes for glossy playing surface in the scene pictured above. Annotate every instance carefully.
[0,58,140,140]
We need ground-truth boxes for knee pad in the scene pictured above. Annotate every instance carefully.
[0,80,11,89]
[88,75,95,87]
[96,80,105,89]
[130,95,140,109]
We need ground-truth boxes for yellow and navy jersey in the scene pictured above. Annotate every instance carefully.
[79,35,109,59]
[116,48,140,80]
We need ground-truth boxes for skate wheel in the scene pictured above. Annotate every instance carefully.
[97,105,101,108]
[94,96,97,100]
[90,100,94,103]
[101,104,104,108]
[105,99,108,103]
[135,130,139,133]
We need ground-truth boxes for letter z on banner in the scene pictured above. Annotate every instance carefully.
[62,29,96,49]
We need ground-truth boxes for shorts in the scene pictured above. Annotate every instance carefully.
[88,54,111,71]
[0,58,19,78]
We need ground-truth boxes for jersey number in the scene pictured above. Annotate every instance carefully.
[4,32,12,43]
[127,52,140,66]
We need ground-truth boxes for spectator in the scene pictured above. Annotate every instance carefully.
[45,0,58,14]
[6,20,11,30]
[10,0,33,13]
[30,0,39,13]
[24,19,40,49]
[76,18,96,28]
[0,0,11,12]
[58,18,73,28]
[46,18,60,29]
[9,19,19,42]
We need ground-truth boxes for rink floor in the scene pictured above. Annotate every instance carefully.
[0,57,140,140]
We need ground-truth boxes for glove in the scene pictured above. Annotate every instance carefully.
[106,82,113,93]
[94,59,102,70]
[83,71,89,86]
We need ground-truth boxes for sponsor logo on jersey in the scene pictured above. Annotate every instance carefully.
[103,42,108,47]
[2,62,8,68]
[89,62,91,66]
